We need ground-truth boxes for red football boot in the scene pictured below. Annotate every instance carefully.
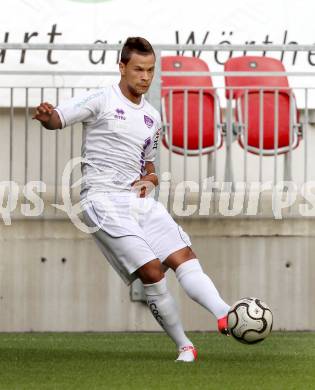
[176,345,198,362]
[217,315,230,336]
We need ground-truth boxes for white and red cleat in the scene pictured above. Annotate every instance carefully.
[176,345,198,362]
[217,315,230,336]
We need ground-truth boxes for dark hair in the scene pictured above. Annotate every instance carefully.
[120,37,155,64]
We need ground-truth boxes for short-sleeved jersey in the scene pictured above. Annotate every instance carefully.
[55,84,161,193]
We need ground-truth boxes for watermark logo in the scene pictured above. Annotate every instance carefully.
[2,157,315,234]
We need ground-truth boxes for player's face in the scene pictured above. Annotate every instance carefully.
[120,53,155,97]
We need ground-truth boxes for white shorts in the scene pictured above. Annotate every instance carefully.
[81,190,191,285]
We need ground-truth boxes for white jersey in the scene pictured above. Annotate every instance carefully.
[55,84,161,192]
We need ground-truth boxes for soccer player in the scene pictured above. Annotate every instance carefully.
[33,37,230,362]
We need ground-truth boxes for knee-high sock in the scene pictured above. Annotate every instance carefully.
[143,277,192,349]
[175,259,230,319]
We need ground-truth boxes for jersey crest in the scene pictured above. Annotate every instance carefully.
[144,115,154,128]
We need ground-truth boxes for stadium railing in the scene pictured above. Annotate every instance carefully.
[0,43,315,220]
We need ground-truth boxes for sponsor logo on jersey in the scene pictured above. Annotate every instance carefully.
[144,115,154,128]
[114,108,126,120]
[153,129,161,149]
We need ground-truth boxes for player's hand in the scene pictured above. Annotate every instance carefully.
[131,174,158,198]
[32,102,55,123]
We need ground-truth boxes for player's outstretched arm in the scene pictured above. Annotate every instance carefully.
[32,102,62,130]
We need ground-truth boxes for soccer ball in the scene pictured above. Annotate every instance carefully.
[228,297,273,344]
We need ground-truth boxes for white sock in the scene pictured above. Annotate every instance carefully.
[143,277,193,349]
[176,259,230,319]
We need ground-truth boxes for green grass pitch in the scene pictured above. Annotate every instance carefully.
[0,332,314,389]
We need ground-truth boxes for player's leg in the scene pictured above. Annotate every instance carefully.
[164,247,230,334]
[141,200,230,334]
[81,198,196,361]
[136,259,197,362]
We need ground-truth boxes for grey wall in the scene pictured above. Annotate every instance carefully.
[0,217,314,332]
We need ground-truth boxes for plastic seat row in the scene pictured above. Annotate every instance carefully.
[161,56,302,156]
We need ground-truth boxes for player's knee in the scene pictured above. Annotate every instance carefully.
[139,268,164,284]
[164,246,197,270]
[136,259,164,284]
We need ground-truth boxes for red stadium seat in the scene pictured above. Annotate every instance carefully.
[161,56,223,155]
[224,56,301,155]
